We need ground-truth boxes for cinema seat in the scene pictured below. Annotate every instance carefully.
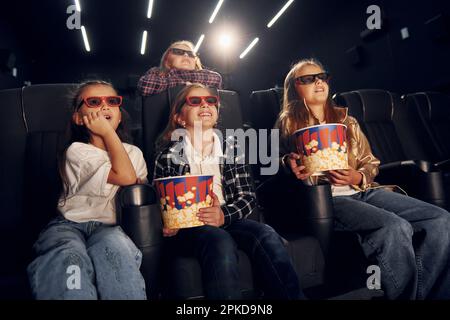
[400,92,450,165]
[0,84,78,299]
[334,89,447,208]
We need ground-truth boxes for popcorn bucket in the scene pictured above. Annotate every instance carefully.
[294,123,348,176]
[154,174,214,229]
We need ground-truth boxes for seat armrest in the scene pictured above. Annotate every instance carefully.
[117,184,164,299]
[377,161,447,208]
[380,160,438,173]
[117,183,163,247]
[257,174,334,257]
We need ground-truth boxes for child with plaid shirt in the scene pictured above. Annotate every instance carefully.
[138,40,222,96]
[152,83,304,300]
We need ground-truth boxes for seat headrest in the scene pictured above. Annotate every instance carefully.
[354,89,395,122]
[22,84,78,133]
[334,92,364,122]
[407,92,450,122]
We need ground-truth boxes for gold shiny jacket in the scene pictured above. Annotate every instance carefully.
[278,107,381,191]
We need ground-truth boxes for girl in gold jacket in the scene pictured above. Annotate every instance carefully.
[276,59,450,300]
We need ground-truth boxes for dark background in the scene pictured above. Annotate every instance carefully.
[1,0,449,106]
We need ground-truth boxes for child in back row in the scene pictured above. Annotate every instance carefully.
[138,40,222,96]
[27,80,148,299]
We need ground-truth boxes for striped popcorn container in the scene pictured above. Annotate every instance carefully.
[294,123,349,176]
[154,174,214,229]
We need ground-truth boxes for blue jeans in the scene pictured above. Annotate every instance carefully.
[333,189,450,299]
[27,216,147,300]
[169,219,304,300]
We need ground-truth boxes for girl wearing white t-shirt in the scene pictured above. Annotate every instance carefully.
[27,81,148,299]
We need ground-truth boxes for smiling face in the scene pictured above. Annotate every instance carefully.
[176,87,219,130]
[74,84,122,130]
[165,43,197,70]
[294,64,329,106]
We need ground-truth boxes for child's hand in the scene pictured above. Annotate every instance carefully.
[82,111,114,137]
[286,153,312,181]
[197,192,224,227]
[163,228,179,237]
[327,168,363,186]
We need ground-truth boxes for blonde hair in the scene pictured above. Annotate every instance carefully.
[276,58,342,139]
[159,40,203,72]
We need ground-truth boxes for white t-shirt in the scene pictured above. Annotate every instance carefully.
[331,185,359,197]
[183,133,226,206]
[58,142,148,224]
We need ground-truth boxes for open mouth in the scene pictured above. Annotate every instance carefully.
[198,112,212,117]
[103,114,112,120]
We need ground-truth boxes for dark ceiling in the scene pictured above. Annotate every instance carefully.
[1,0,449,95]
[2,0,303,79]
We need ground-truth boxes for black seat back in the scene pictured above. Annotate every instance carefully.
[0,84,77,298]
[402,92,450,162]
[21,84,78,243]
[335,89,407,164]
[0,88,27,275]
[249,88,283,130]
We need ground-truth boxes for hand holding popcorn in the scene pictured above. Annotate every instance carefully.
[197,191,224,227]
[163,227,179,237]
[287,152,312,181]
[327,168,363,186]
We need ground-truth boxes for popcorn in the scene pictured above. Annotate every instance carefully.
[302,146,348,175]
[160,196,213,229]
[154,174,214,229]
[295,123,349,176]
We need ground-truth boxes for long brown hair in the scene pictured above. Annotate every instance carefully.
[155,83,218,153]
[57,80,131,203]
[277,59,345,140]
[159,40,203,72]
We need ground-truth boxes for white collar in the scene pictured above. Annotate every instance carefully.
[183,132,224,164]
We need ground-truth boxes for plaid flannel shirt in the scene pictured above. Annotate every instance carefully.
[138,67,223,96]
[153,136,256,228]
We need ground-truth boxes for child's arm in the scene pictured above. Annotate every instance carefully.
[83,111,137,186]
[350,118,380,189]
[220,164,257,228]
[327,118,380,189]
[137,67,169,96]
[197,192,224,227]
[172,69,223,89]
[153,151,180,236]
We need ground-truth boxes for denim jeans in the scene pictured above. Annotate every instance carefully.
[169,219,304,300]
[333,188,450,300]
[27,215,147,300]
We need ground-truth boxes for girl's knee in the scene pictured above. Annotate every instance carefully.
[384,218,414,240]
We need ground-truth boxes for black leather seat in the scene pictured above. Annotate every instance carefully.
[334,90,407,164]
[0,84,78,299]
[400,92,450,164]
[249,88,283,131]
[334,89,447,208]
[141,86,326,299]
